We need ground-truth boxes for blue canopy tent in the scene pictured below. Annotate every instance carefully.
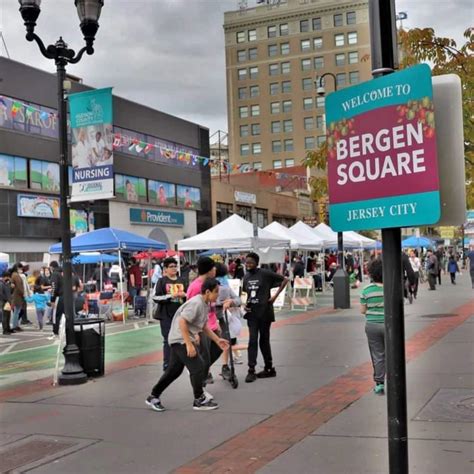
[50,228,166,324]
[402,236,433,248]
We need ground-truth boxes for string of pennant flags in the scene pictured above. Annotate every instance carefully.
[1,96,308,180]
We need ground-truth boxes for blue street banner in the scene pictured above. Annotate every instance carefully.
[69,87,114,202]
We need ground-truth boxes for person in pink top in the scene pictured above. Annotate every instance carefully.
[187,257,220,386]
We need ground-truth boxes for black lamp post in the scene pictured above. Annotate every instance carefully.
[19,0,104,385]
[315,72,350,309]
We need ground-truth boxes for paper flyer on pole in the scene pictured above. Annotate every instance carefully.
[69,87,114,202]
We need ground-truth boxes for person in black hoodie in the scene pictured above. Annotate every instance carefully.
[0,270,13,335]
[49,261,64,338]
[153,258,187,370]
[402,251,416,303]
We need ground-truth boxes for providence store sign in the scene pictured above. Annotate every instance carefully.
[130,208,184,227]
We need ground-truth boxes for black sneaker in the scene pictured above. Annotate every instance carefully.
[245,371,257,383]
[221,365,231,379]
[145,395,165,412]
[193,394,219,411]
[256,367,277,378]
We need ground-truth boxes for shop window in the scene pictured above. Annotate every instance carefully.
[148,180,176,206]
[216,202,233,223]
[115,174,146,202]
[0,154,28,189]
[237,204,252,222]
[29,159,60,192]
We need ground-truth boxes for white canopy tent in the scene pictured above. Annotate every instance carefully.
[264,221,318,250]
[344,231,376,249]
[177,214,290,262]
[288,221,325,249]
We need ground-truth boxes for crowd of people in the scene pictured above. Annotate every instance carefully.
[1,244,472,409]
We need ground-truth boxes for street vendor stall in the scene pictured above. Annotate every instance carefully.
[49,227,166,324]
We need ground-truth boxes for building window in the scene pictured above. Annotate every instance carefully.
[248,47,258,60]
[272,141,282,153]
[240,144,250,156]
[269,63,279,76]
[283,119,293,132]
[249,66,258,79]
[250,104,260,117]
[336,73,346,87]
[335,53,345,66]
[282,100,292,113]
[252,142,262,154]
[334,13,343,27]
[273,160,282,169]
[300,19,309,32]
[237,204,252,221]
[314,56,324,69]
[237,50,246,62]
[256,208,268,227]
[271,102,280,114]
[239,106,249,118]
[301,58,312,71]
[347,11,356,25]
[281,62,291,74]
[237,31,245,43]
[313,37,323,49]
[250,85,260,97]
[316,115,325,129]
[285,158,295,167]
[271,121,281,133]
[312,17,321,30]
[301,39,311,51]
[253,161,262,170]
[304,136,315,149]
[348,51,359,64]
[216,202,233,223]
[268,25,277,38]
[280,23,289,36]
[302,77,313,91]
[335,33,345,47]
[280,42,290,55]
[303,97,313,110]
[268,44,278,57]
[238,87,247,99]
[284,139,294,151]
[282,80,291,93]
[251,123,261,135]
[248,29,257,41]
[270,82,279,95]
[317,135,326,147]
[349,70,360,84]
[304,117,314,130]
[238,68,247,80]
[316,96,325,108]
[348,31,358,44]
[240,124,249,137]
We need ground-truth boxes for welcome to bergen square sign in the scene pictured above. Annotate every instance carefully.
[326,64,440,232]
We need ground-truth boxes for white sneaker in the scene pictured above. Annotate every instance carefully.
[47,334,58,341]
[203,389,214,402]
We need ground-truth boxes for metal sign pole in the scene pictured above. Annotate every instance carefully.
[369,1,408,473]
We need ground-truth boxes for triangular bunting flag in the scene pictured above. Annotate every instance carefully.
[144,144,154,154]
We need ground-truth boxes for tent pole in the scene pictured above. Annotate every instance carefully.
[147,252,152,323]
[119,249,125,325]
[100,258,103,293]
[322,247,326,292]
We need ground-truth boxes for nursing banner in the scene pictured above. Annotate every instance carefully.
[326,64,440,231]
[69,87,114,202]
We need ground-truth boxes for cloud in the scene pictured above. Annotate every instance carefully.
[1,0,472,136]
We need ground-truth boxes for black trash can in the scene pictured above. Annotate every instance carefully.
[74,318,105,377]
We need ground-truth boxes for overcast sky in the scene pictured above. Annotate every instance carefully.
[0,0,472,141]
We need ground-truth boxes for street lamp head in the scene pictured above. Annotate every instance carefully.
[316,86,326,97]
[75,0,104,54]
[18,0,41,38]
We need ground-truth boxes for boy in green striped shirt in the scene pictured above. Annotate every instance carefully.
[360,258,385,394]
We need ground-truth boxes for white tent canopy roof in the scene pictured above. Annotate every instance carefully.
[313,223,375,248]
[288,221,324,249]
[177,214,290,251]
[264,221,299,249]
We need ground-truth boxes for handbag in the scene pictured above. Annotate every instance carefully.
[3,302,11,312]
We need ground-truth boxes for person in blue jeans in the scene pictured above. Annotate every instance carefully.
[25,282,51,330]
